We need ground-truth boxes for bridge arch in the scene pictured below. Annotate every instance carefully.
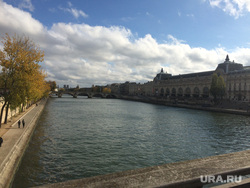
[77,93,91,98]
[106,94,117,98]
[92,93,105,98]
[57,92,75,98]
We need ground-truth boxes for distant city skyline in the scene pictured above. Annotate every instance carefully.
[1,0,250,87]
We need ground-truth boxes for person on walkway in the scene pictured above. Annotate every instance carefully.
[0,137,3,147]
[18,120,21,128]
[22,119,25,128]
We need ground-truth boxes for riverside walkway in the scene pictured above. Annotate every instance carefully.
[0,99,47,188]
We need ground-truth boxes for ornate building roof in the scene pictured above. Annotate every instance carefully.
[154,68,172,81]
[154,55,246,82]
[216,55,243,73]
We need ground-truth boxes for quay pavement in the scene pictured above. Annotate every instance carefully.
[0,99,47,188]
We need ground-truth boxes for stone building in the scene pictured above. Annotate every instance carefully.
[128,55,250,101]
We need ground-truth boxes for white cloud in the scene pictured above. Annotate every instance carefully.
[0,0,44,35]
[18,0,34,12]
[167,35,186,45]
[1,1,250,87]
[71,8,88,19]
[68,1,73,7]
[186,13,195,18]
[177,11,182,17]
[209,0,250,18]
[59,2,88,19]
[121,16,134,22]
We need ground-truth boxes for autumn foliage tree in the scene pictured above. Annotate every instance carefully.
[102,87,111,93]
[47,80,57,91]
[0,34,50,125]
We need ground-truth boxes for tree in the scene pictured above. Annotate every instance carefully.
[0,33,48,125]
[92,85,102,92]
[210,73,219,100]
[59,88,65,92]
[47,80,57,91]
[102,87,111,93]
[210,73,226,101]
[217,76,226,99]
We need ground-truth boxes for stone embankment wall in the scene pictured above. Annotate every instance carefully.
[119,95,250,116]
[0,99,47,188]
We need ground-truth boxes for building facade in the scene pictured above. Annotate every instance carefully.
[127,55,250,102]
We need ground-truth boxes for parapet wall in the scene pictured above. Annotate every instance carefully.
[38,149,250,187]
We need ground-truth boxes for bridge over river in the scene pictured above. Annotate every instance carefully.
[51,88,118,98]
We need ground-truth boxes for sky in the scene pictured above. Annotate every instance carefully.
[1,0,250,87]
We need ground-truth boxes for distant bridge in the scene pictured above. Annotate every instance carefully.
[51,88,118,99]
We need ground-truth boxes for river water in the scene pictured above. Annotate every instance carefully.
[12,96,250,187]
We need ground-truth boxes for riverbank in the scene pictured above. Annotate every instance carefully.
[0,98,47,188]
[119,95,250,116]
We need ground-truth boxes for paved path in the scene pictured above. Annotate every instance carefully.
[0,99,47,188]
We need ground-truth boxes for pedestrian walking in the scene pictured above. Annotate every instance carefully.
[22,119,25,128]
[0,137,3,147]
[18,120,21,128]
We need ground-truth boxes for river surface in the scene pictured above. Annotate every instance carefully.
[12,96,250,187]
